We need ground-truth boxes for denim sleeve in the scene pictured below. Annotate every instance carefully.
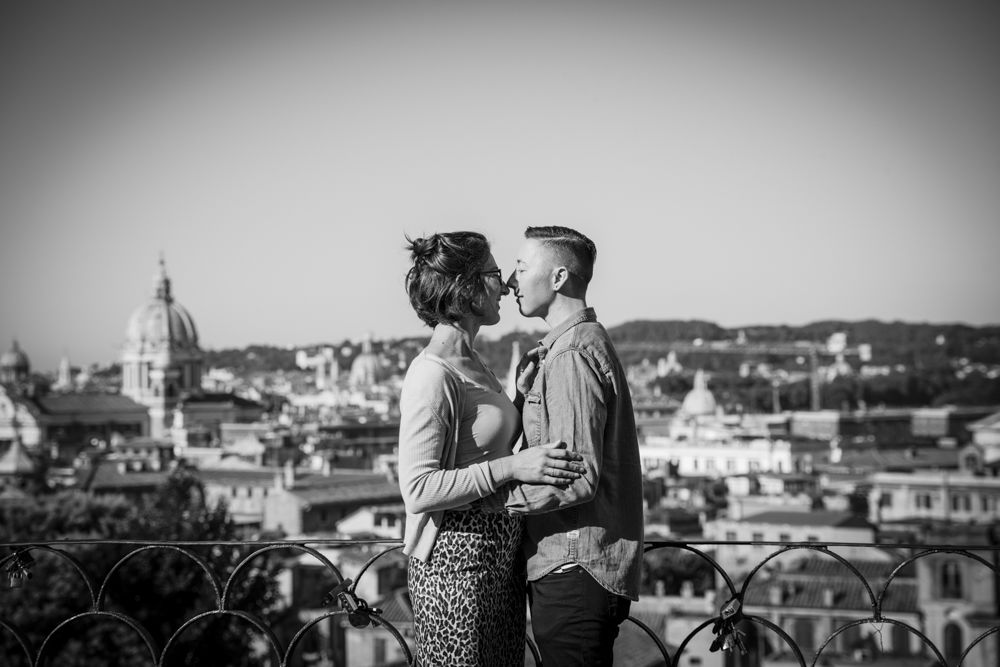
[502,348,608,514]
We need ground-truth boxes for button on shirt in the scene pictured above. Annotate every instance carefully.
[499,308,644,600]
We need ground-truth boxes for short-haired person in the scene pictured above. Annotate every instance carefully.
[486,226,644,665]
[397,231,585,667]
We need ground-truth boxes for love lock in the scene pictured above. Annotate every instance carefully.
[709,596,747,655]
[4,549,34,589]
[322,578,383,629]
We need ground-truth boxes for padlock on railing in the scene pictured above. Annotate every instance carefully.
[4,549,35,589]
[709,595,747,655]
[322,577,383,629]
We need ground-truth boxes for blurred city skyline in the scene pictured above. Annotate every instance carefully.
[2,1,999,371]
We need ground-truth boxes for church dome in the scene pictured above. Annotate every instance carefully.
[349,334,384,386]
[125,258,200,353]
[0,340,30,374]
[681,369,717,416]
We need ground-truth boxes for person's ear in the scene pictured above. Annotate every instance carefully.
[551,266,569,291]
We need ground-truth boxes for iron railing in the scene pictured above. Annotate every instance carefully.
[1,538,997,666]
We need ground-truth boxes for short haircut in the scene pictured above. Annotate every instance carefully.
[525,226,597,285]
[405,231,493,327]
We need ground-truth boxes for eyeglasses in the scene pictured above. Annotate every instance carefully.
[480,269,503,282]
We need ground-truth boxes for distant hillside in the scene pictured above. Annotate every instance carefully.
[202,345,298,373]
[605,319,728,343]
[604,319,1000,366]
[200,319,1000,387]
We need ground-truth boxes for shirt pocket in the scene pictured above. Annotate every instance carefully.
[523,391,543,449]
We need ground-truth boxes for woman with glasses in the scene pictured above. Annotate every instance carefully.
[398,231,584,666]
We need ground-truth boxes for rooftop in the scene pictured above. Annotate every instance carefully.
[832,447,959,471]
[288,479,401,507]
[744,574,919,613]
[30,393,148,415]
[76,461,171,492]
[969,409,1000,431]
[738,510,873,529]
[179,392,263,409]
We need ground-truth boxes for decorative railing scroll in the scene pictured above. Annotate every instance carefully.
[641,538,1000,667]
[1,538,997,666]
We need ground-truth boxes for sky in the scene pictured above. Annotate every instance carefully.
[2,1,999,372]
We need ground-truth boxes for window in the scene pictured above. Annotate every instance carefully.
[779,533,791,543]
[951,494,971,512]
[915,493,932,509]
[706,459,716,471]
[725,459,736,472]
[807,535,819,543]
[752,532,764,543]
[941,560,962,598]
[725,531,737,542]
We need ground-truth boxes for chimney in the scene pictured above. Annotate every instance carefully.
[823,588,835,607]
[283,459,296,490]
[321,458,332,476]
[680,581,694,598]
[768,585,782,606]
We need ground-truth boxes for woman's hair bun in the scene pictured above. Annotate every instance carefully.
[407,234,440,264]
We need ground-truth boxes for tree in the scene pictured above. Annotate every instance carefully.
[0,471,284,666]
[642,546,715,596]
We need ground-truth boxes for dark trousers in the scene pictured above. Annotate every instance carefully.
[528,568,631,666]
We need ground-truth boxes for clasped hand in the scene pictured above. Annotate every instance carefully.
[511,441,585,487]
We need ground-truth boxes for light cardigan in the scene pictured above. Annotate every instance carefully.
[397,352,517,561]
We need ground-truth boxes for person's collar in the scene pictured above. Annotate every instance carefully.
[539,307,597,351]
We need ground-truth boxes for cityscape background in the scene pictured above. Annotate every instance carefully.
[2,0,1000,373]
[3,2,1000,666]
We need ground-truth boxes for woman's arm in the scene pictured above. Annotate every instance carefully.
[398,359,584,515]
[397,361,497,514]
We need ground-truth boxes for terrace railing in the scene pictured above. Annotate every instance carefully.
[1,538,997,666]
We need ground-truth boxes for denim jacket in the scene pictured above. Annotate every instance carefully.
[499,308,643,600]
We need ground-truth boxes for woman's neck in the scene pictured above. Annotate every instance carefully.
[428,321,478,359]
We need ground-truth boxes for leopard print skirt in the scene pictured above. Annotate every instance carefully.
[408,509,526,667]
